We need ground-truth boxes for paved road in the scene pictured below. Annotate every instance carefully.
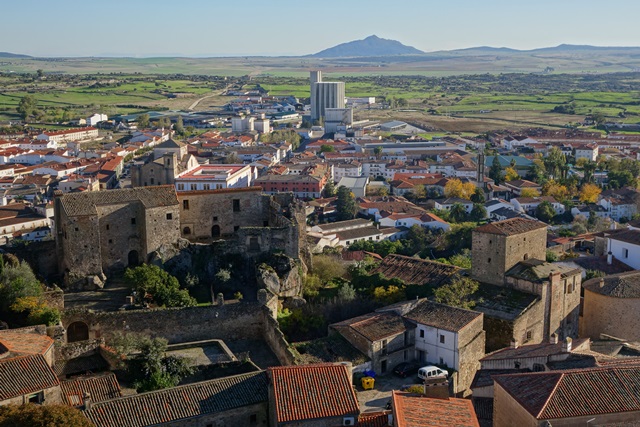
[356,375,416,411]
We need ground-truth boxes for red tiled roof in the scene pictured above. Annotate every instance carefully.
[393,391,480,427]
[269,364,359,423]
[372,254,460,287]
[331,311,407,342]
[474,218,547,236]
[494,366,640,420]
[0,354,60,401]
[0,331,54,356]
[359,411,391,427]
[60,373,122,406]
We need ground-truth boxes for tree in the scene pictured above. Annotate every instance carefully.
[374,146,383,159]
[579,183,601,204]
[336,282,357,302]
[470,203,487,221]
[433,276,479,309]
[488,156,504,185]
[124,264,196,308]
[470,187,485,204]
[542,181,568,201]
[16,95,38,121]
[444,179,476,200]
[535,201,556,223]
[0,404,93,427]
[373,285,406,305]
[449,203,468,223]
[320,144,335,153]
[128,336,194,392]
[10,296,60,326]
[312,255,347,284]
[608,170,634,189]
[336,186,357,221]
[324,180,336,197]
[544,147,566,180]
[224,152,240,164]
[504,167,519,182]
[520,188,541,198]
[36,69,44,78]
[0,256,44,315]
[174,115,184,134]
[137,113,150,129]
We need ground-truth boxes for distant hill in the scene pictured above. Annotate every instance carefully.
[0,52,31,58]
[312,35,424,58]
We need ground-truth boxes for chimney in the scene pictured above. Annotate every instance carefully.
[607,251,613,265]
[83,392,92,410]
[510,340,519,349]
[562,337,572,352]
[550,333,558,345]
[599,278,605,288]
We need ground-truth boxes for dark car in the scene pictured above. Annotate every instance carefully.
[393,362,419,378]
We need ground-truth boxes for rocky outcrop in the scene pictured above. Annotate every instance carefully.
[256,255,302,298]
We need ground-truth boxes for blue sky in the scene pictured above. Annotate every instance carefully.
[3,0,640,57]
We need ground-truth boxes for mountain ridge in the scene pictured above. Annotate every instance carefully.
[311,35,424,58]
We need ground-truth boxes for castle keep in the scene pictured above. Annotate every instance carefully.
[54,186,305,289]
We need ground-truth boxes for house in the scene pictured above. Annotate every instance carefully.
[503,179,541,197]
[86,113,108,127]
[378,212,450,232]
[84,371,269,427]
[493,366,640,426]
[332,298,485,396]
[371,254,461,289]
[175,164,255,191]
[391,391,480,427]
[330,311,413,376]
[358,196,427,221]
[333,161,363,180]
[598,187,640,221]
[434,198,474,214]
[131,139,199,188]
[511,196,565,216]
[574,143,599,162]
[501,135,537,150]
[337,176,370,198]
[594,228,640,270]
[268,364,359,427]
[0,202,50,245]
[36,127,99,145]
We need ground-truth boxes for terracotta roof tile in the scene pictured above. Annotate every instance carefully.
[84,371,268,427]
[61,373,122,406]
[0,331,53,356]
[58,185,178,216]
[393,391,480,427]
[474,218,547,236]
[0,354,59,401]
[371,254,460,287]
[494,366,640,419]
[269,364,359,423]
[359,411,392,427]
[583,270,640,298]
[404,300,482,332]
[331,311,408,342]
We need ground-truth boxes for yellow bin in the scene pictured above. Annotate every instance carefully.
[361,376,375,390]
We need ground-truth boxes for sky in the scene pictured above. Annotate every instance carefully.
[3,0,640,57]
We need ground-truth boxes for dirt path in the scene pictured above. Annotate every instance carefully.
[187,93,219,110]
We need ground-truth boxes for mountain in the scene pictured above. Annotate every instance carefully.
[0,52,31,58]
[312,35,424,58]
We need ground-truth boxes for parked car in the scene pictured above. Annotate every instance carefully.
[393,362,419,378]
[417,365,448,381]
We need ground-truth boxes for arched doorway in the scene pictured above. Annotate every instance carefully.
[67,321,89,343]
[128,250,139,267]
[211,225,221,237]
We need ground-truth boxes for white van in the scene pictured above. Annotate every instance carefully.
[418,366,448,381]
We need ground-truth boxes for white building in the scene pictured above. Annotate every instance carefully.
[378,212,451,231]
[602,229,640,270]
[574,144,599,162]
[86,113,108,126]
[333,162,362,180]
[231,116,255,133]
[36,127,99,145]
[175,164,255,191]
[501,136,537,150]
[511,196,565,216]
[336,176,369,198]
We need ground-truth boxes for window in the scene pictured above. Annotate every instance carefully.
[404,350,408,361]
[382,339,388,355]
[203,184,210,190]
[381,360,387,373]
[526,330,532,341]
[183,227,191,235]
[249,414,257,425]
[150,178,154,185]
[28,392,43,404]
[190,184,197,190]
[183,200,189,210]
[419,329,425,338]
[440,335,445,344]
[439,357,444,365]
[624,248,629,259]
[166,213,172,220]
[106,224,109,230]
[233,199,240,212]
[75,227,79,232]
[234,225,240,232]
[131,218,136,225]
[487,258,491,264]
[213,216,218,222]
[178,184,184,190]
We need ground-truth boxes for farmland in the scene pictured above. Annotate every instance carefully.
[2,70,640,134]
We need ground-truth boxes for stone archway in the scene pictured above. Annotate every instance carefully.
[128,250,139,267]
[211,225,221,237]
[67,321,89,343]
